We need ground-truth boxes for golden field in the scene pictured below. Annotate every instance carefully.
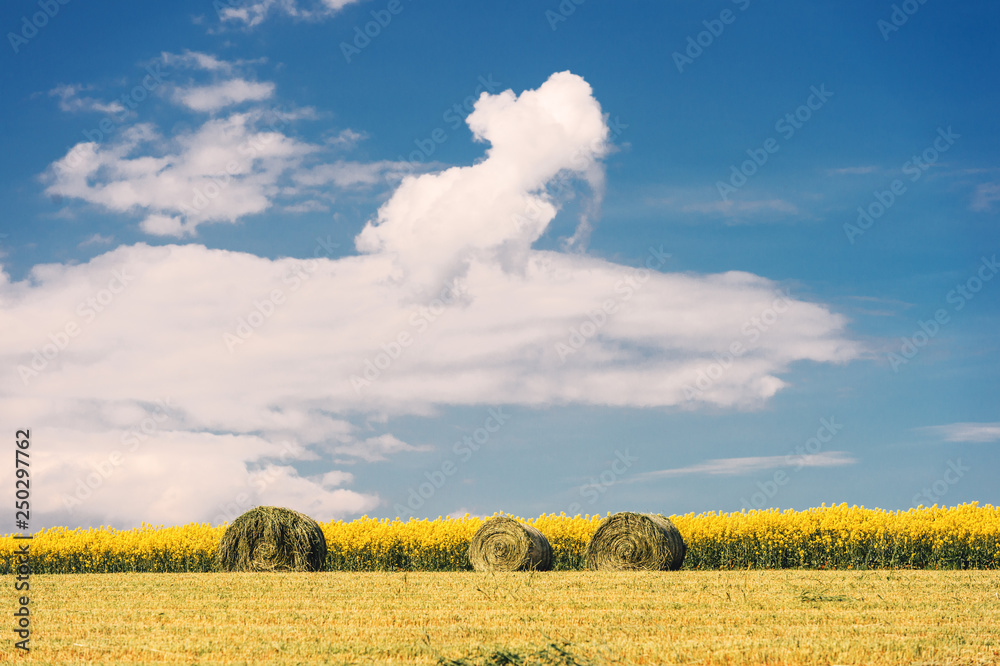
[7,569,1000,664]
[2,503,999,574]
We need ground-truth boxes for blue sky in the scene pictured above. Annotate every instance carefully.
[1,0,997,529]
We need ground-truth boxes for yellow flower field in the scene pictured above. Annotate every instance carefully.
[2,503,997,574]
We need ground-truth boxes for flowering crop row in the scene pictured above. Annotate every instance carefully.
[2,503,997,574]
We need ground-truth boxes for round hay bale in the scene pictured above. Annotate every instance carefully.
[584,512,686,571]
[216,506,327,572]
[468,516,553,572]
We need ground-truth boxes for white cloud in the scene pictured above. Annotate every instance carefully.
[49,84,126,116]
[293,160,414,188]
[156,51,276,113]
[8,72,860,529]
[172,78,276,112]
[633,452,857,480]
[827,166,877,175]
[971,182,1000,212]
[356,70,611,291]
[216,0,365,27]
[320,470,355,488]
[41,113,315,237]
[325,128,366,149]
[284,200,329,213]
[160,49,242,73]
[41,52,379,237]
[78,233,115,247]
[331,434,432,463]
[682,199,801,217]
[140,214,194,238]
[921,422,1000,443]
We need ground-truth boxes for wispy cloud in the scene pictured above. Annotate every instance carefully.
[283,200,329,213]
[845,295,913,317]
[159,49,264,74]
[49,84,126,115]
[633,451,857,481]
[681,199,800,217]
[920,422,1000,443]
[216,0,365,28]
[78,233,115,248]
[325,128,366,149]
[158,50,275,113]
[293,160,415,188]
[971,182,1000,212]
[331,434,432,463]
[827,166,878,175]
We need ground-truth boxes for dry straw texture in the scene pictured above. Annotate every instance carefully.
[468,516,553,571]
[585,512,686,571]
[215,506,327,572]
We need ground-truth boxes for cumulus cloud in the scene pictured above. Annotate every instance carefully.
[356,71,611,291]
[41,113,315,237]
[7,72,860,529]
[39,52,386,237]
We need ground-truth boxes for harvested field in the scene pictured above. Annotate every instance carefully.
[14,570,1000,664]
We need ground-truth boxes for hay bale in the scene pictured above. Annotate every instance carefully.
[584,512,686,571]
[216,506,327,572]
[468,516,553,572]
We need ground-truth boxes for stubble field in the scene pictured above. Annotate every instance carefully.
[6,569,999,664]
